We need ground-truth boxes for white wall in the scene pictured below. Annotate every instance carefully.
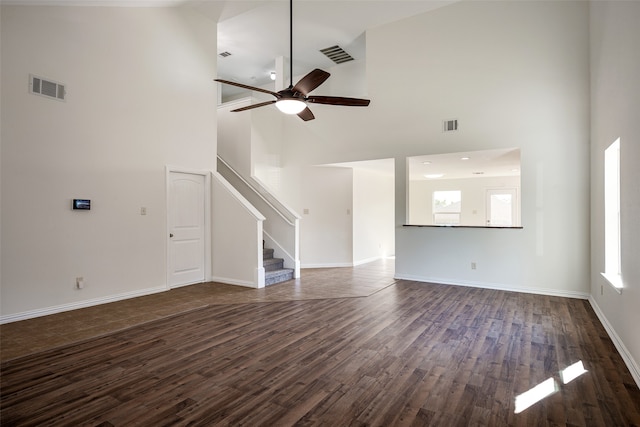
[589,1,640,385]
[299,166,353,267]
[321,59,368,100]
[211,172,265,288]
[352,167,395,263]
[217,98,252,176]
[0,6,217,320]
[409,176,520,226]
[250,102,286,190]
[277,1,590,297]
[381,0,590,297]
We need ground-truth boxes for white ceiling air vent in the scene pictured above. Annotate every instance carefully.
[319,45,354,64]
[443,119,458,132]
[30,74,65,101]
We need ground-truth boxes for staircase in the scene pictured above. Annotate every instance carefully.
[263,247,294,286]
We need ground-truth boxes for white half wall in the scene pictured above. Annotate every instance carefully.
[211,172,265,288]
[0,5,217,319]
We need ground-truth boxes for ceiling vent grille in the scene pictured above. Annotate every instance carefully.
[219,51,232,58]
[319,45,354,64]
[443,119,458,132]
[29,74,65,101]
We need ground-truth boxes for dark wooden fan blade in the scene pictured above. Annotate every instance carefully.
[215,79,279,98]
[297,107,315,121]
[307,96,370,107]
[231,100,276,112]
[292,69,330,96]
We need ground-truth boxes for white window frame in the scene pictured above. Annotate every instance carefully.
[432,190,461,225]
[601,138,623,294]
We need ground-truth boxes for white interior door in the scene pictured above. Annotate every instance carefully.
[486,188,518,227]
[168,172,205,287]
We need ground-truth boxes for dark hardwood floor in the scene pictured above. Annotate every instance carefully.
[0,260,396,361]
[2,276,639,426]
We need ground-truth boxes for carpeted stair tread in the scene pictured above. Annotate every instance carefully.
[263,257,284,267]
[262,246,293,285]
[265,268,294,286]
[263,248,275,259]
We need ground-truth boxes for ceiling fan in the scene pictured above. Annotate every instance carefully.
[214,0,370,121]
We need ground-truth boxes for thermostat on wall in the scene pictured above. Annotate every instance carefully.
[72,199,91,210]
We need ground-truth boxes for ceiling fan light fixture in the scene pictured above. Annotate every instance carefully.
[276,99,306,114]
[213,0,369,121]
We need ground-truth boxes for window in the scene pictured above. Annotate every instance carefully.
[602,138,622,292]
[433,190,461,225]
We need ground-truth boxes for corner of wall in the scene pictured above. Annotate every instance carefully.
[588,295,640,388]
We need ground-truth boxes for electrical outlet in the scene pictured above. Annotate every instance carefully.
[76,277,84,289]
[140,207,147,215]
[471,262,477,270]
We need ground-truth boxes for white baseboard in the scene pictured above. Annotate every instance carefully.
[0,285,167,325]
[588,296,640,389]
[210,275,257,288]
[302,257,390,269]
[394,273,590,300]
[353,256,381,266]
[302,262,354,269]
[169,279,206,289]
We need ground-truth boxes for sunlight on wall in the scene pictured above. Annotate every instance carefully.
[602,137,623,291]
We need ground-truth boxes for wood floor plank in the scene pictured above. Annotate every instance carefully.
[2,279,639,426]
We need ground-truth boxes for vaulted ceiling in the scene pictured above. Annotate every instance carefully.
[6,0,456,97]
[191,1,457,95]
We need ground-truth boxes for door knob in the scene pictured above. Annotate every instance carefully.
[170,233,174,238]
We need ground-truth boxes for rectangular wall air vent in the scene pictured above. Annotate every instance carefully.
[319,45,354,64]
[443,119,458,132]
[219,51,232,58]
[29,74,66,101]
